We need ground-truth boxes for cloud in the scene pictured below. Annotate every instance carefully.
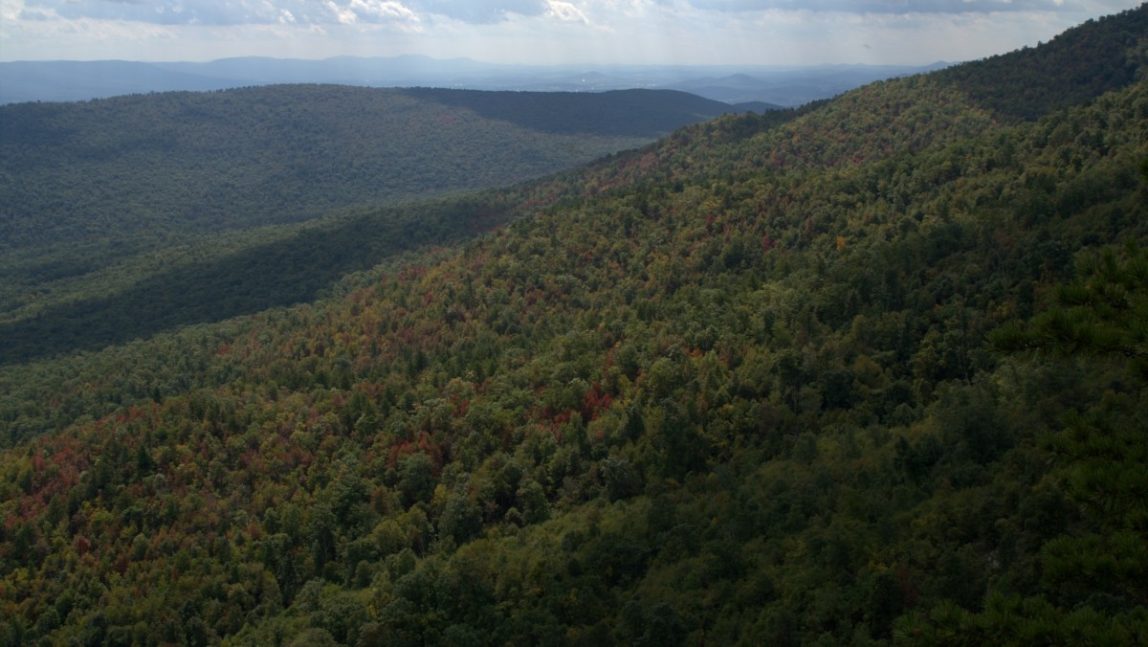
[546,0,590,22]
[3,0,1141,64]
[351,1,419,21]
[20,0,423,26]
[409,1,549,23]
[676,0,1079,13]
[14,0,1117,32]
[17,0,558,26]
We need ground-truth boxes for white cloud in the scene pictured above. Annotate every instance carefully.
[666,0,1128,12]
[1,0,26,22]
[409,1,549,23]
[19,0,423,26]
[546,0,589,22]
[353,0,420,21]
[325,0,357,24]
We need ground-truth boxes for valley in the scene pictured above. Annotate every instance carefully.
[0,86,754,364]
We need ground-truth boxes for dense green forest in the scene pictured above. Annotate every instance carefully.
[1,5,1147,645]
[0,86,742,247]
[0,87,746,347]
[0,196,521,364]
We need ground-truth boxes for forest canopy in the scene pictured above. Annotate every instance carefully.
[0,5,1146,646]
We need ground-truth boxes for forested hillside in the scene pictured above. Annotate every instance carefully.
[0,197,524,364]
[0,85,742,248]
[936,5,1148,120]
[0,86,749,362]
[1,6,1146,646]
[0,87,586,247]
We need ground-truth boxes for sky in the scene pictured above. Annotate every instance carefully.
[0,1,1142,65]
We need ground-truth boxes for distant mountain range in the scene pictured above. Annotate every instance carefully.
[0,56,947,106]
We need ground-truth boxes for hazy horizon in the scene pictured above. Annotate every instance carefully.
[0,52,952,70]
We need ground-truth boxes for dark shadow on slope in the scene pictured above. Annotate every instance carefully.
[400,88,756,137]
[0,198,513,365]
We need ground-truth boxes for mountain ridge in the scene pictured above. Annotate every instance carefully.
[0,6,1146,645]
